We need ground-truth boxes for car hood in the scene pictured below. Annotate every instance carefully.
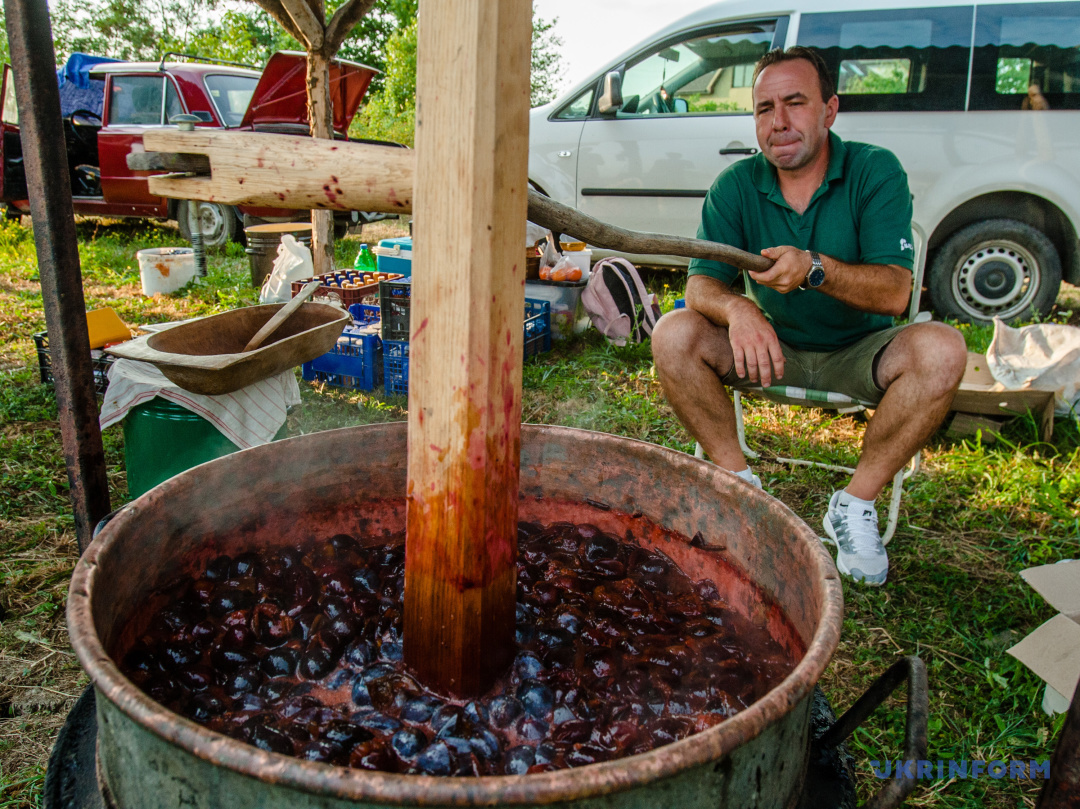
[240,51,377,132]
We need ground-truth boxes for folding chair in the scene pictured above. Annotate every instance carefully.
[694,226,929,546]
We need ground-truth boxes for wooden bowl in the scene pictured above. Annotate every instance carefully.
[107,302,349,395]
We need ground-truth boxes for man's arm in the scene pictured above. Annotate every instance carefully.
[751,245,911,316]
[685,274,785,387]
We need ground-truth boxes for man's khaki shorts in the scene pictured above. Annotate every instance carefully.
[721,324,909,405]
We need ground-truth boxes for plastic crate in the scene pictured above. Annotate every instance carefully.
[383,339,410,396]
[302,327,383,391]
[379,278,412,341]
[523,298,552,360]
[348,303,381,327]
[33,331,115,396]
[292,271,404,308]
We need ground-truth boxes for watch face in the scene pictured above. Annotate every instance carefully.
[807,267,826,288]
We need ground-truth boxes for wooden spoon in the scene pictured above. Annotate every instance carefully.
[243,280,322,352]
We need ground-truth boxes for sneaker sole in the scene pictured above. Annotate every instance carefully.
[822,514,887,587]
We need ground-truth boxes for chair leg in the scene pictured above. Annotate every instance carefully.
[881,452,921,547]
[733,390,760,460]
[694,442,704,459]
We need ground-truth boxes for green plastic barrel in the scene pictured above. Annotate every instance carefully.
[123,397,287,499]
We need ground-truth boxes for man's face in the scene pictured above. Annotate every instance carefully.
[753,58,838,172]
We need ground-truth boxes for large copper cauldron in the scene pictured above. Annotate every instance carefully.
[69,423,846,808]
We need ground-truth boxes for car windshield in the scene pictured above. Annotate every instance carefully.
[203,74,258,127]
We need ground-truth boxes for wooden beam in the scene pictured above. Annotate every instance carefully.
[278,0,325,50]
[305,51,335,273]
[325,0,378,53]
[140,130,413,214]
[402,0,532,697]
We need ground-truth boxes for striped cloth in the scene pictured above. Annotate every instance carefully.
[100,359,301,449]
[743,384,878,409]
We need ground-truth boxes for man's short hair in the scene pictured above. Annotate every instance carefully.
[752,47,836,102]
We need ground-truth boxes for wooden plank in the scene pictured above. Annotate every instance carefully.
[141,130,414,214]
[401,0,532,697]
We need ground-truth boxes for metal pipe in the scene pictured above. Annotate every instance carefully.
[1036,679,1080,809]
[4,0,110,551]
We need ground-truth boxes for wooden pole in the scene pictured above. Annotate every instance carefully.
[402,0,532,697]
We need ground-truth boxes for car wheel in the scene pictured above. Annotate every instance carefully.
[177,200,239,250]
[928,219,1061,324]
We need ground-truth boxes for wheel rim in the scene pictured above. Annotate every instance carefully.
[196,202,227,244]
[952,238,1040,320]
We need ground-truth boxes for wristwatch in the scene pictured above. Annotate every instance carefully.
[802,250,825,289]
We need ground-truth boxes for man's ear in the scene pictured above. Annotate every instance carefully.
[824,94,839,128]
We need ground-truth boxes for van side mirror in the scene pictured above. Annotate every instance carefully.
[598,71,623,115]
[673,97,689,114]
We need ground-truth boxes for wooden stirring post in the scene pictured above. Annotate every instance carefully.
[401,0,532,697]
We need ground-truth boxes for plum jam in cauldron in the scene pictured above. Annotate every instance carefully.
[119,521,794,776]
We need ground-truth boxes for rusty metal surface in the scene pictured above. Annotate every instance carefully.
[1036,679,1080,809]
[818,657,928,809]
[4,0,111,551]
[67,423,844,807]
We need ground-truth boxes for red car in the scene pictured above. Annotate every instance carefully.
[0,51,388,248]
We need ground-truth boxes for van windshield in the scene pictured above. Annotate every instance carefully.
[204,74,259,127]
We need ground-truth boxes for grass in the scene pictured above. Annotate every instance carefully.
[1,219,1078,807]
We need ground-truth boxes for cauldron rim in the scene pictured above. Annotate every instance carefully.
[68,423,844,805]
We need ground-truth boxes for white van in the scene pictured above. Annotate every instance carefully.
[528,0,1080,323]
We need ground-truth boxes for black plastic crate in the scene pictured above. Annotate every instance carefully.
[33,331,115,396]
[379,278,412,342]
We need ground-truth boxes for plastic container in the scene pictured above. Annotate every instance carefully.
[374,237,413,277]
[347,304,381,327]
[244,223,313,287]
[302,327,383,392]
[562,249,592,280]
[383,339,410,396]
[523,298,552,359]
[379,278,412,341]
[122,397,286,499]
[524,280,590,339]
[354,244,377,273]
[34,331,114,395]
[136,248,197,296]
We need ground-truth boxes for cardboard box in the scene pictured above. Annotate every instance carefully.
[1007,559,1080,715]
[951,352,1055,441]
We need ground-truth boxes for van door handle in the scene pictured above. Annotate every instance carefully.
[719,147,758,155]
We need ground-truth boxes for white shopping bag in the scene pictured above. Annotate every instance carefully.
[260,235,314,304]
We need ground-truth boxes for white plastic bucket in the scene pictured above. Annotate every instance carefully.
[137,248,197,296]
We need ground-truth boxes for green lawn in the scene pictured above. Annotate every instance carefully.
[0,216,1077,808]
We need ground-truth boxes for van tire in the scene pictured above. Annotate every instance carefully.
[177,201,240,250]
[928,219,1061,324]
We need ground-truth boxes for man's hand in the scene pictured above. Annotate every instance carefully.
[727,304,785,388]
[749,245,811,293]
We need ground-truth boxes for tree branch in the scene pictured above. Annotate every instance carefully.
[251,0,305,44]
[278,0,325,50]
[325,0,378,54]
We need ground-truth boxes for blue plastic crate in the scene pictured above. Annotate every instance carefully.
[523,298,552,359]
[302,327,383,391]
[383,339,410,396]
[348,303,381,326]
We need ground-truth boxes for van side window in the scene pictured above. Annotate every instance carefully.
[798,7,973,112]
[110,76,165,126]
[971,2,1080,110]
[553,87,595,120]
[616,22,778,117]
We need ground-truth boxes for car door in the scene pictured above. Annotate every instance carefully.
[97,72,185,209]
[575,18,787,244]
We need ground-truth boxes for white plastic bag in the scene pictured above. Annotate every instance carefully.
[260,235,314,304]
[987,318,1080,417]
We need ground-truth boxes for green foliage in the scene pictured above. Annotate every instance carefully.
[996,57,1033,95]
[842,60,909,94]
[681,93,740,113]
[530,12,566,106]
[351,18,417,145]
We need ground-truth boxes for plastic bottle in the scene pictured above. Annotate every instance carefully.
[354,243,377,273]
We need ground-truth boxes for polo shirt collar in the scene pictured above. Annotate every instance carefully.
[753,129,847,208]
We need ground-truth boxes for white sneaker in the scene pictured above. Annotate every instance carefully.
[822,491,888,586]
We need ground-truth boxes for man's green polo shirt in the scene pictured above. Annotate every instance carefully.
[688,130,914,352]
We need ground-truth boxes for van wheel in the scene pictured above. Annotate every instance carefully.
[928,219,1061,324]
[176,201,239,250]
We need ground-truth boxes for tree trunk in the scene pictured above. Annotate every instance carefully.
[307,50,335,274]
